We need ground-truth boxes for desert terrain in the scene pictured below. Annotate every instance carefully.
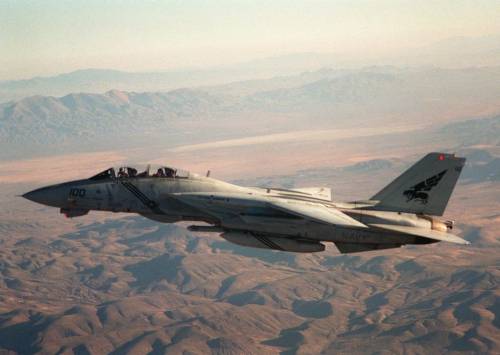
[0,66,499,354]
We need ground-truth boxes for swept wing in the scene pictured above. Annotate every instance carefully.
[171,192,366,228]
[267,199,367,228]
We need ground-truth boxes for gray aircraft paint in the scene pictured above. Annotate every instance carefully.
[23,152,469,254]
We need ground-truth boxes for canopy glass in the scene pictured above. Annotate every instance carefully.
[89,165,190,180]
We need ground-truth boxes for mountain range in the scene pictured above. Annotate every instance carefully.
[2,34,500,103]
[2,66,500,160]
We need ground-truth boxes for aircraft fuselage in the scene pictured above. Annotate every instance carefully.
[23,153,469,254]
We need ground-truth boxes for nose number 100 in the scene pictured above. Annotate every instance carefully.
[69,188,86,197]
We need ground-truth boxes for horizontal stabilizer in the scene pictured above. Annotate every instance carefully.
[369,224,470,245]
[269,200,367,228]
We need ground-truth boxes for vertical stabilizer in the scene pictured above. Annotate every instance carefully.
[371,153,466,216]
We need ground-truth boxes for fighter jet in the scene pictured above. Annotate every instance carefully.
[23,152,469,253]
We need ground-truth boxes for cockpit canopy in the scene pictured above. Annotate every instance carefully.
[89,165,190,181]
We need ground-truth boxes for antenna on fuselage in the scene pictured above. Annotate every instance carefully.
[206,170,211,177]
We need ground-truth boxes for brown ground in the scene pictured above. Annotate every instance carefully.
[0,131,498,355]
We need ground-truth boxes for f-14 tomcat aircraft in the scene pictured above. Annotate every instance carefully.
[23,152,469,254]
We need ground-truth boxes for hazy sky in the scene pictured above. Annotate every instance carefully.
[1,0,499,80]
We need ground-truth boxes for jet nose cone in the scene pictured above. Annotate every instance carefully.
[23,187,50,205]
[22,191,34,201]
[22,186,66,207]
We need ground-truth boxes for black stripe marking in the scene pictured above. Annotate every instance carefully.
[262,236,285,251]
[120,181,164,214]
[122,182,151,206]
[254,235,275,249]
[253,234,284,251]
[124,183,154,206]
[124,182,152,206]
